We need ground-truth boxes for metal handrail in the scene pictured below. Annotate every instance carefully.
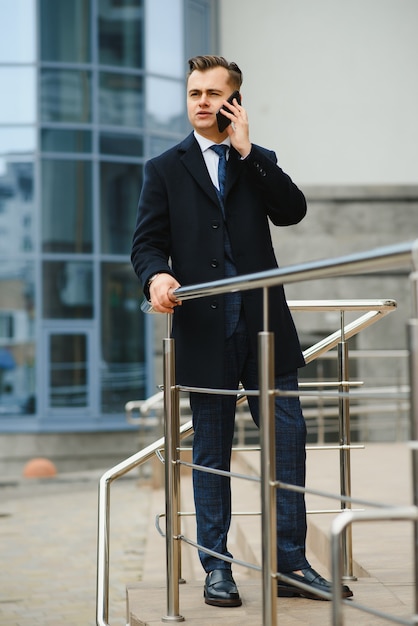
[171,241,417,302]
[96,239,418,626]
[330,506,418,626]
[96,420,193,626]
[125,298,397,419]
[160,240,418,626]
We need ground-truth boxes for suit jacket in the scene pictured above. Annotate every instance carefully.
[131,132,307,388]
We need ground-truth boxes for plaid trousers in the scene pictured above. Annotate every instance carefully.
[190,314,310,574]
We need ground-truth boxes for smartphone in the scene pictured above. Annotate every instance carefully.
[216,90,241,133]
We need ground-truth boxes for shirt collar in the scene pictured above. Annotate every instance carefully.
[194,131,231,154]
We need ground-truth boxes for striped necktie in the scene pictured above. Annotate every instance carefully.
[210,144,228,200]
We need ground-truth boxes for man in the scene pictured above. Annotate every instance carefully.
[131,55,353,607]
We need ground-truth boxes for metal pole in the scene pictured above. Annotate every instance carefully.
[259,326,277,626]
[162,331,184,622]
[408,270,418,618]
[338,312,355,580]
[96,478,111,626]
[331,507,418,626]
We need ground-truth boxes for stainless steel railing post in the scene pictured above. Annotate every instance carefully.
[162,331,184,622]
[96,478,111,626]
[408,269,418,618]
[408,318,418,619]
[338,311,355,580]
[259,286,277,626]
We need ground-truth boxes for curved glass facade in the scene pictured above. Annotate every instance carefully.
[0,0,217,431]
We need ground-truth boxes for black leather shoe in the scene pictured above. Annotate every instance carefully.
[204,569,242,607]
[278,567,353,601]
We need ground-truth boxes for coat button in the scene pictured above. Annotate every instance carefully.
[210,301,218,309]
[211,220,220,229]
[211,259,219,268]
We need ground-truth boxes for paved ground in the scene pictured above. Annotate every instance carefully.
[1,442,417,626]
[0,472,152,626]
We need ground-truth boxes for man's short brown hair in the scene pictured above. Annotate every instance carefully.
[187,55,243,90]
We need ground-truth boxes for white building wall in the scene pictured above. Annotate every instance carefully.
[219,0,418,186]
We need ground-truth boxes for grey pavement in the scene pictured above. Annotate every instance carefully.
[0,471,152,626]
[1,442,417,626]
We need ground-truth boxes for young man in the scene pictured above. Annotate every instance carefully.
[131,55,353,606]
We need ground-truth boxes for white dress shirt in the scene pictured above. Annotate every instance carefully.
[193,131,230,192]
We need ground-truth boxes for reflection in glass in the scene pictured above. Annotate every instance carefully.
[41,70,91,123]
[0,159,35,253]
[41,129,92,153]
[99,72,144,127]
[145,0,183,77]
[49,333,87,408]
[100,162,142,254]
[40,0,91,63]
[101,262,145,412]
[0,262,35,415]
[100,132,143,157]
[0,68,36,124]
[43,261,93,319]
[146,77,186,133]
[0,128,36,170]
[0,0,35,63]
[98,0,143,68]
[42,159,92,253]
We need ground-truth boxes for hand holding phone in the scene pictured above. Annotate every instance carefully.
[216,90,241,133]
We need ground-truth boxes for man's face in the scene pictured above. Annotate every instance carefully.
[187,66,234,140]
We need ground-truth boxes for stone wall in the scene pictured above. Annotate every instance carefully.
[274,185,418,440]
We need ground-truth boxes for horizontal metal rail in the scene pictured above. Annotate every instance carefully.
[126,299,397,422]
[330,506,418,626]
[171,241,417,302]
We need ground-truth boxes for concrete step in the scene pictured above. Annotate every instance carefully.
[126,577,413,626]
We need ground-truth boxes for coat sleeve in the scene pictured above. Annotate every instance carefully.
[131,159,176,297]
[242,144,307,226]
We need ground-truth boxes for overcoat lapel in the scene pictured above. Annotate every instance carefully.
[178,133,219,207]
[177,134,243,213]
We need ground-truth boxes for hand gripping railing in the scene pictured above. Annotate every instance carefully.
[96,239,418,626]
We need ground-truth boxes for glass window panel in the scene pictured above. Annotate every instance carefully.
[0,128,36,169]
[100,161,142,254]
[145,0,183,77]
[146,77,186,133]
[43,261,93,319]
[98,0,144,69]
[0,158,35,254]
[100,132,143,157]
[42,159,92,253]
[48,333,88,408]
[185,0,212,60]
[99,72,144,127]
[101,262,145,412]
[40,0,91,63]
[0,0,36,63]
[41,129,92,153]
[41,69,91,123]
[0,262,36,416]
[0,68,36,124]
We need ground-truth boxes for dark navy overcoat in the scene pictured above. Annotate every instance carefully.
[131,132,307,388]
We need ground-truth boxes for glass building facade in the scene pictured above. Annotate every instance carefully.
[0,0,217,432]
